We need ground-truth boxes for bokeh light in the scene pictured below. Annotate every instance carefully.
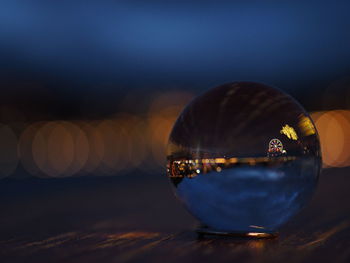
[147,91,194,168]
[32,121,74,177]
[79,122,104,173]
[311,110,350,168]
[96,119,129,175]
[3,91,350,179]
[19,122,46,177]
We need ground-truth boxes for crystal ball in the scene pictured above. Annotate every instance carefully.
[166,82,321,235]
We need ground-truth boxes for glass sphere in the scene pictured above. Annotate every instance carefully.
[166,82,321,235]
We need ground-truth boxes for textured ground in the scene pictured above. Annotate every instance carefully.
[0,168,349,263]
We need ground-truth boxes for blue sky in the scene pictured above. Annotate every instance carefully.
[0,1,350,92]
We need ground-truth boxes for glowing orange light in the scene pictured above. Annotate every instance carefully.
[298,115,316,136]
[229,158,238,163]
[246,232,272,238]
[214,158,226,164]
[312,111,347,168]
[280,124,298,140]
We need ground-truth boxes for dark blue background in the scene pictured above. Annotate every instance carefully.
[1,0,350,112]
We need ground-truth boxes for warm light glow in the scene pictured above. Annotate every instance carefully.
[31,121,90,178]
[147,91,194,169]
[214,158,226,164]
[229,158,238,163]
[8,94,350,179]
[298,115,316,136]
[168,156,297,178]
[280,124,298,140]
[62,121,90,177]
[311,110,350,168]
[246,232,271,238]
[32,122,76,177]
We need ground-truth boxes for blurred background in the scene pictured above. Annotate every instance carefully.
[1,1,350,262]
[1,1,350,179]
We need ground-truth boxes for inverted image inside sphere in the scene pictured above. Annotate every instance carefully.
[167,82,321,234]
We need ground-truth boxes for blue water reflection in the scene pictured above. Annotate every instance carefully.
[176,157,319,233]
